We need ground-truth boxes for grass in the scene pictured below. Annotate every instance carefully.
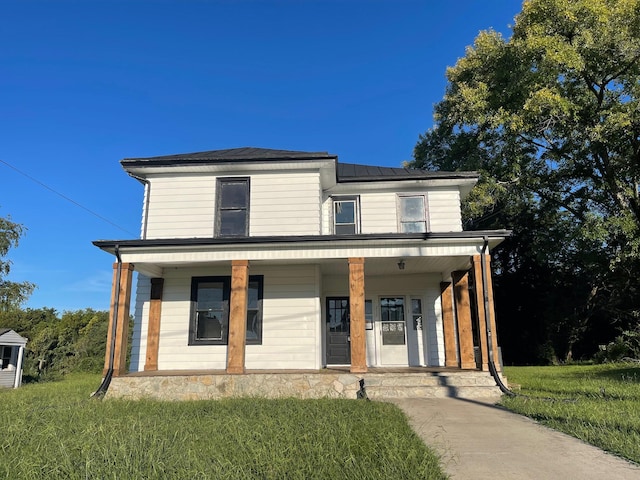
[502,363,640,464]
[0,374,446,479]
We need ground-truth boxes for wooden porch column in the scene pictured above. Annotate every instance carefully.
[440,282,459,367]
[227,260,249,374]
[144,278,164,371]
[452,271,476,369]
[103,262,135,377]
[471,255,489,372]
[484,254,501,372]
[348,257,367,374]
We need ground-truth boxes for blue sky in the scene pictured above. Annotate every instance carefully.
[1,0,522,313]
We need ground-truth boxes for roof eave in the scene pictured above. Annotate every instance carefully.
[93,230,513,252]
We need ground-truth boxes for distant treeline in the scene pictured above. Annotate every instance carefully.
[0,308,122,381]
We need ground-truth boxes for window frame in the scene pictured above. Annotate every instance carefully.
[0,345,12,370]
[332,195,360,235]
[380,296,406,345]
[397,194,429,233]
[189,275,264,346]
[215,177,250,237]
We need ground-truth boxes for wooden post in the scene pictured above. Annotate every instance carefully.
[452,271,476,369]
[144,278,164,371]
[227,260,249,374]
[348,257,367,374]
[484,254,501,372]
[110,263,135,377]
[440,282,459,367]
[471,256,489,372]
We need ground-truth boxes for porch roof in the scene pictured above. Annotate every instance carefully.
[93,230,510,278]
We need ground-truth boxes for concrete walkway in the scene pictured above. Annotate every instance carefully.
[390,397,640,480]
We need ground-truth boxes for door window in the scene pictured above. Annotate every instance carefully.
[411,298,423,330]
[327,298,350,332]
[380,297,406,345]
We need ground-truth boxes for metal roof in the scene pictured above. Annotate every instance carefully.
[122,147,337,167]
[337,162,478,182]
[120,147,478,182]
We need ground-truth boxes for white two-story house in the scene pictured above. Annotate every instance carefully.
[94,147,510,399]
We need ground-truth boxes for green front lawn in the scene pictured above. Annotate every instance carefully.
[502,363,640,464]
[0,374,446,479]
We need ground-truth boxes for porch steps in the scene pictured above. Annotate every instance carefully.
[361,371,503,400]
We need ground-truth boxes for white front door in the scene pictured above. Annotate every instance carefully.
[378,296,409,366]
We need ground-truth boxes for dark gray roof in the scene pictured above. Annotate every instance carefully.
[337,162,478,182]
[121,147,478,182]
[122,147,336,167]
[0,328,10,336]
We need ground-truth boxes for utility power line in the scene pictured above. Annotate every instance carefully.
[0,158,136,236]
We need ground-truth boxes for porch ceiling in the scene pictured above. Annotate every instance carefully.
[131,256,472,279]
[314,256,471,276]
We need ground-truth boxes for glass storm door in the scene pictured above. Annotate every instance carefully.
[379,297,408,366]
[326,297,351,365]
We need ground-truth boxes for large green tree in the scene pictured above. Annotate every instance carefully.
[410,0,640,362]
[0,213,35,311]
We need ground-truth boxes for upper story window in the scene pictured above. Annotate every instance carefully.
[398,194,428,233]
[216,177,250,237]
[333,196,359,234]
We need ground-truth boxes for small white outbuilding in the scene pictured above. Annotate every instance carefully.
[0,328,28,388]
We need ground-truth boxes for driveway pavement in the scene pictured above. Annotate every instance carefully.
[390,397,640,480]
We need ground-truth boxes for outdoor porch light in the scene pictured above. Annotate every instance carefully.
[397,259,405,270]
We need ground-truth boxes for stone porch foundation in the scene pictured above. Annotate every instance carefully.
[105,370,503,401]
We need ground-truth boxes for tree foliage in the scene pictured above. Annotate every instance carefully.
[0,213,35,310]
[0,308,111,379]
[410,0,640,362]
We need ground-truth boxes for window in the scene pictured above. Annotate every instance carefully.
[398,195,428,233]
[365,299,374,330]
[216,177,250,237]
[190,275,263,345]
[0,346,12,370]
[411,297,423,330]
[333,196,359,234]
[380,297,406,345]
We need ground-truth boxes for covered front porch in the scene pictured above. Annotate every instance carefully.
[96,232,507,398]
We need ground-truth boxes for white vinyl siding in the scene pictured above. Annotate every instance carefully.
[157,267,229,370]
[250,172,321,236]
[323,188,463,235]
[359,193,398,233]
[130,265,320,372]
[144,174,217,239]
[245,265,319,369]
[129,275,150,372]
[0,371,16,388]
[143,171,321,239]
[427,188,463,232]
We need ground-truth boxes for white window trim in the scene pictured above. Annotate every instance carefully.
[331,195,361,235]
[396,193,429,233]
